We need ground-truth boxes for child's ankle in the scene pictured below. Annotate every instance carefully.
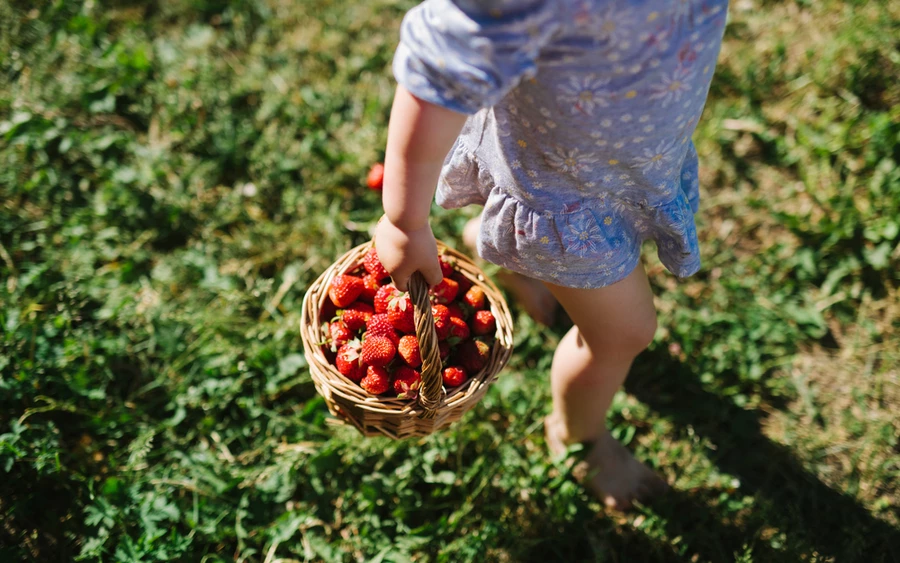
[546,412,603,446]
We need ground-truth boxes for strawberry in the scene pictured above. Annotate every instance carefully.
[335,342,363,382]
[365,313,399,345]
[397,335,421,368]
[329,321,352,349]
[322,345,336,365]
[446,302,467,321]
[320,297,337,323]
[438,340,450,361]
[438,255,454,278]
[458,339,490,374]
[430,277,459,304]
[328,275,364,308]
[431,304,450,340]
[360,335,396,367]
[393,366,421,399]
[361,365,391,394]
[359,274,381,303]
[472,310,496,336]
[374,284,400,314]
[366,163,385,191]
[449,316,470,340]
[363,247,390,281]
[463,286,486,310]
[388,293,416,334]
[454,274,473,296]
[442,366,468,387]
[341,302,373,333]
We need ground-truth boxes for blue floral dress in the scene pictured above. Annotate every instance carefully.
[393,0,729,288]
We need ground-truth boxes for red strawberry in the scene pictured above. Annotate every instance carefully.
[431,304,450,340]
[361,335,396,367]
[438,255,454,278]
[341,302,373,333]
[363,247,390,281]
[328,275,364,308]
[374,284,400,314]
[458,339,490,374]
[447,302,467,321]
[442,366,468,387]
[361,365,391,394]
[393,366,421,399]
[472,311,497,336]
[430,277,459,304]
[397,335,421,368]
[359,274,381,303]
[449,316,470,340]
[463,286,486,310]
[366,163,385,191]
[335,342,363,382]
[320,299,337,324]
[329,321,352,349]
[388,293,416,334]
[438,340,450,361]
[472,310,496,336]
[365,314,399,345]
[454,274,473,296]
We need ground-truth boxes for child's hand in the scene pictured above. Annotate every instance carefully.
[374,216,444,292]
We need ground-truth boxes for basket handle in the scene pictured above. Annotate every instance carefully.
[408,271,444,418]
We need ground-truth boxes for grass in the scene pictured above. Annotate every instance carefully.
[1,0,898,561]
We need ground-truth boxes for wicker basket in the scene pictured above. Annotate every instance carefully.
[300,240,514,439]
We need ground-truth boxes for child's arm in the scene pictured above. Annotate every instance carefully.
[374,85,467,291]
[376,0,560,290]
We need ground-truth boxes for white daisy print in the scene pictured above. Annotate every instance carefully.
[564,215,603,257]
[591,5,637,45]
[649,66,695,107]
[632,140,679,172]
[557,74,612,116]
[546,147,598,175]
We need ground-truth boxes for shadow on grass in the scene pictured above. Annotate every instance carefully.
[504,487,794,563]
[504,515,685,563]
[625,347,900,563]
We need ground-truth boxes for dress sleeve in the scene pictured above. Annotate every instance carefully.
[393,0,561,114]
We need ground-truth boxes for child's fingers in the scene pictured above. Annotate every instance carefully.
[392,259,441,292]
[422,259,444,287]
[391,271,411,292]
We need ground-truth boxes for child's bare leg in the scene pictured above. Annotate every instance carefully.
[542,266,669,510]
[463,216,558,325]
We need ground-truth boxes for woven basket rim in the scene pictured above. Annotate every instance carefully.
[300,239,514,437]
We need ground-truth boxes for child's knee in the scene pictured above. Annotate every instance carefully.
[583,311,657,358]
[616,312,657,356]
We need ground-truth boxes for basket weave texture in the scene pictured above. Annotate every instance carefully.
[301,240,514,439]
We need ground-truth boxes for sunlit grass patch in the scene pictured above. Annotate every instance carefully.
[1,0,897,561]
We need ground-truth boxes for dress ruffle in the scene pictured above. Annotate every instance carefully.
[437,138,703,289]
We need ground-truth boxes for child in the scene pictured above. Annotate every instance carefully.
[375,0,729,510]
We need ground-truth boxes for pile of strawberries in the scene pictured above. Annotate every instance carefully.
[320,246,496,400]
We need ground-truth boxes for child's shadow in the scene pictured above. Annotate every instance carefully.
[621,347,900,562]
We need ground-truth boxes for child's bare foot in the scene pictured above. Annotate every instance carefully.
[463,216,558,326]
[545,415,669,511]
